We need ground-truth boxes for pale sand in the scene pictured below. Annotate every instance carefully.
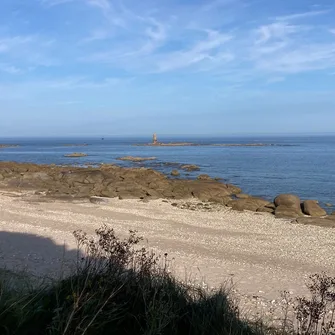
[0,191,334,320]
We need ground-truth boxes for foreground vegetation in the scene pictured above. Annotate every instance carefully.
[0,226,334,335]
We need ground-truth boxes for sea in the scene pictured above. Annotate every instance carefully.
[0,136,334,209]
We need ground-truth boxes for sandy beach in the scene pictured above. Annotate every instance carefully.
[1,190,334,321]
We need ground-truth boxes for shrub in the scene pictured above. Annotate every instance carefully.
[0,225,256,335]
[293,273,335,335]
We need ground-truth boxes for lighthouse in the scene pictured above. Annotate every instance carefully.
[152,133,158,145]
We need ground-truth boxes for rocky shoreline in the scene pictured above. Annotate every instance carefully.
[0,161,334,228]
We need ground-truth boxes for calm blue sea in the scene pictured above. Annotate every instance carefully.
[0,136,334,208]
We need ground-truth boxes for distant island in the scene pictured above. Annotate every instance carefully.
[63,144,89,147]
[136,143,276,147]
[64,152,88,157]
[0,144,19,148]
[133,134,279,147]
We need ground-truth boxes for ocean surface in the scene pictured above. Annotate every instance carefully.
[0,136,334,209]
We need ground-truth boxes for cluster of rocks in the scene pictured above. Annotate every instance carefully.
[0,162,241,202]
[222,194,335,227]
[171,201,223,212]
[169,191,335,228]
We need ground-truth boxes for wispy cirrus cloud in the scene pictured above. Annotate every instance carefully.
[0,35,35,53]
[155,30,233,72]
[255,22,300,44]
[81,29,233,73]
[0,33,58,73]
[41,76,132,90]
[86,0,126,27]
[254,43,335,73]
[87,0,110,11]
[1,0,335,94]
[40,0,76,7]
[75,1,335,80]
[0,63,23,74]
[249,12,335,75]
[274,9,330,22]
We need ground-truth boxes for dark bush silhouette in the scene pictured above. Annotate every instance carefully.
[0,226,256,335]
[1,227,334,335]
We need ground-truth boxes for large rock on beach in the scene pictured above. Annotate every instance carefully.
[275,206,304,219]
[274,194,300,207]
[274,194,303,218]
[302,200,327,217]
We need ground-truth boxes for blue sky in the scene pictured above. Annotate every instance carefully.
[0,0,335,136]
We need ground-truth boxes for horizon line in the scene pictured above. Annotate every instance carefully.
[1,132,335,139]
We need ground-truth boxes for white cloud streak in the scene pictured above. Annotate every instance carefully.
[275,10,330,21]
[40,0,75,7]
[0,33,60,76]
[255,22,300,44]
[0,63,22,74]
[156,31,233,72]
[0,36,35,53]
[256,43,335,73]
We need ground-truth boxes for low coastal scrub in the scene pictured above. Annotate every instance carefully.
[0,226,334,335]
